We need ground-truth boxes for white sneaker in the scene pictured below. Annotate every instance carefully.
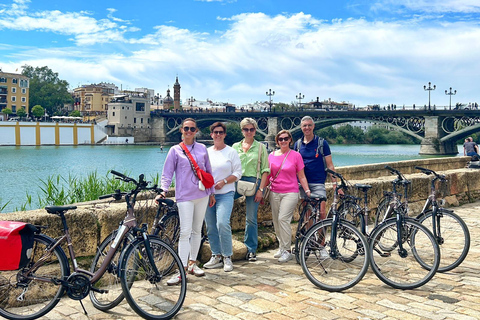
[223,256,233,272]
[273,249,284,259]
[187,263,205,277]
[204,255,223,269]
[319,248,329,259]
[278,251,293,263]
[166,271,183,286]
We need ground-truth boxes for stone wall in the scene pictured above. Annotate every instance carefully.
[1,156,476,259]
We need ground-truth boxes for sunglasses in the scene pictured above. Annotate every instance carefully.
[278,137,290,142]
[212,131,225,135]
[183,126,197,132]
[242,127,256,132]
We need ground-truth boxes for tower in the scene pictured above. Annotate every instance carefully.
[173,76,181,110]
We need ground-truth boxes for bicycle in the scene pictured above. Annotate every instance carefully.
[0,171,186,320]
[414,166,470,272]
[299,169,370,292]
[367,166,440,289]
[293,196,326,264]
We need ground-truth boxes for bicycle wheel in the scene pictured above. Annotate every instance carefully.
[369,218,440,289]
[300,220,369,292]
[417,209,470,272]
[374,196,396,226]
[119,236,186,320]
[89,230,135,311]
[294,202,312,264]
[154,212,180,251]
[337,200,362,227]
[0,234,69,320]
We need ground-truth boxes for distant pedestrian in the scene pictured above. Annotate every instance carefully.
[463,137,479,157]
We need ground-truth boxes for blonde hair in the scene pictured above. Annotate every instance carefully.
[240,117,258,130]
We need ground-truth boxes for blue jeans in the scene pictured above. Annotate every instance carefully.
[205,191,234,257]
[235,176,260,254]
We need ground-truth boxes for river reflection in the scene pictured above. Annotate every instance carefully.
[0,144,461,213]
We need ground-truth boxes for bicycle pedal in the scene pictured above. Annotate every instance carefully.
[91,287,109,294]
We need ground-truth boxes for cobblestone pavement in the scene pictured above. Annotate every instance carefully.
[43,202,479,320]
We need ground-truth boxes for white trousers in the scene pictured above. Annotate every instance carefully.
[270,192,299,252]
[177,196,209,266]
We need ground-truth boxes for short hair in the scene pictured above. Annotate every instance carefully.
[182,118,196,127]
[275,129,293,147]
[240,117,258,130]
[210,121,226,133]
[301,116,314,123]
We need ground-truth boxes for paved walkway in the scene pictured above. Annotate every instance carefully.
[46,202,479,320]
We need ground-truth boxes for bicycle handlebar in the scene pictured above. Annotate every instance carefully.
[415,166,446,180]
[325,168,348,189]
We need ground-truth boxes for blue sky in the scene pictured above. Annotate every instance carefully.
[1,0,480,107]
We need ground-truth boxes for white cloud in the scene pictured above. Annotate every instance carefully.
[371,0,480,13]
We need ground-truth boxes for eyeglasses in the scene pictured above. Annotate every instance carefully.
[183,126,197,132]
[212,131,225,135]
[278,137,290,142]
[242,127,256,132]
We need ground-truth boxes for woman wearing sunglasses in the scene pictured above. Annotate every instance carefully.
[158,118,215,285]
[204,122,242,272]
[267,130,310,263]
[232,118,270,262]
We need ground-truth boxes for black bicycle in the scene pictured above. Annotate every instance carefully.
[414,166,470,272]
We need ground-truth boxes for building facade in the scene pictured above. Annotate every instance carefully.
[0,71,30,117]
[173,76,181,110]
[73,83,116,116]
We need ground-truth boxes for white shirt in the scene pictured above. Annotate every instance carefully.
[207,145,242,195]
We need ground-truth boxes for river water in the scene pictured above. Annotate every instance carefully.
[1,144,462,213]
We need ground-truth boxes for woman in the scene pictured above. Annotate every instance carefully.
[268,130,310,263]
[232,118,270,261]
[204,122,242,272]
[158,118,215,285]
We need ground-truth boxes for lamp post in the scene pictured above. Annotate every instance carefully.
[445,87,456,110]
[423,82,436,110]
[296,93,304,108]
[266,89,275,112]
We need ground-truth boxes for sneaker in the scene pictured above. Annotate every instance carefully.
[187,263,205,277]
[273,249,284,259]
[278,251,293,263]
[246,252,257,262]
[204,255,223,269]
[167,271,183,286]
[223,257,233,272]
[319,248,329,259]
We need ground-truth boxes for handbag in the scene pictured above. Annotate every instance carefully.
[180,142,215,189]
[236,143,263,197]
[264,150,291,201]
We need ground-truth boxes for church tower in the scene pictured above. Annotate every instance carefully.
[173,76,181,110]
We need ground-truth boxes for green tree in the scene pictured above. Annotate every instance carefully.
[69,110,81,117]
[317,126,337,140]
[31,105,45,119]
[16,107,27,118]
[21,65,74,117]
[2,108,12,119]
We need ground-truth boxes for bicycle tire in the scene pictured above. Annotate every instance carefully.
[294,203,313,264]
[416,209,470,272]
[119,236,186,320]
[0,234,69,320]
[154,212,180,251]
[337,200,362,228]
[369,218,440,289]
[300,220,369,292]
[374,196,397,226]
[89,230,135,311]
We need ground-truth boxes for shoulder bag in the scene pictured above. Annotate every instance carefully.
[180,142,215,189]
[236,142,263,197]
[263,150,291,200]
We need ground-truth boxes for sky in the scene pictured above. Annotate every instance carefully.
[1,0,480,107]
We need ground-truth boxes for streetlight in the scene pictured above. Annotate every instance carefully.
[445,87,456,110]
[296,93,304,108]
[423,82,436,110]
[266,89,275,112]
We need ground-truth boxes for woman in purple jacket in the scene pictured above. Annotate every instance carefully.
[158,118,216,285]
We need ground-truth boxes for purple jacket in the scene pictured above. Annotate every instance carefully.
[161,142,214,202]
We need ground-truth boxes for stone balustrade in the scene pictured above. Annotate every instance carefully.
[0,156,476,259]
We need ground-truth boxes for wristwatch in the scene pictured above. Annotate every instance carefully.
[259,188,264,192]
[223,178,228,184]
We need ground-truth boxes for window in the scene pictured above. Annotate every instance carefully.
[21,88,26,94]
[12,105,16,112]
[11,87,16,93]
[21,97,26,102]
[112,112,115,116]
[12,78,18,84]
[134,118,137,123]
[136,102,145,112]
[19,79,28,87]
[11,96,16,102]
[0,78,6,83]
[141,118,144,124]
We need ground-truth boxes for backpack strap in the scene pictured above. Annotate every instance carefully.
[296,136,327,171]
